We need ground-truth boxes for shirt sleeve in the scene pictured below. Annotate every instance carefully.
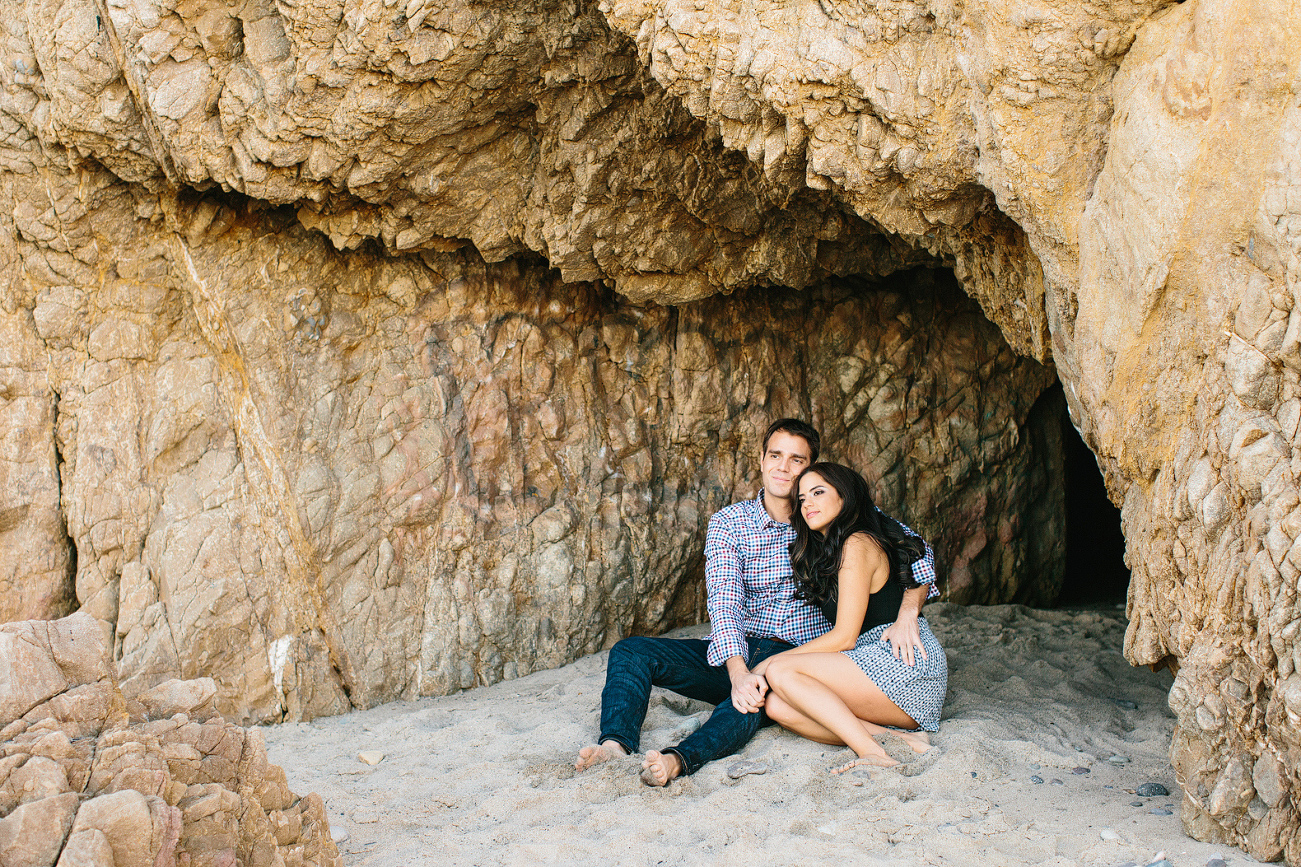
[893,515,941,600]
[704,517,749,666]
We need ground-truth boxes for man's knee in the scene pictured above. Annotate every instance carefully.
[609,636,650,657]
[606,636,666,674]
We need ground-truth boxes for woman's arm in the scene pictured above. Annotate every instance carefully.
[754,535,888,672]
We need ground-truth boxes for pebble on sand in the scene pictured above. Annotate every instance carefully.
[1108,755,1131,764]
[726,760,769,779]
[1136,782,1169,797]
[1030,775,1044,784]
[1099,828,1121,841]
[1072,766,1090,774]
[358,750,385,766]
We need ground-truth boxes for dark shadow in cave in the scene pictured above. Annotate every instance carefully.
[1051,384,1131,607]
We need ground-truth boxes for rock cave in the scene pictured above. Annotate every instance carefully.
[1,0,1299,863]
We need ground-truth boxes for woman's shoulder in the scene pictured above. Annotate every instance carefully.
[843,531,887,560]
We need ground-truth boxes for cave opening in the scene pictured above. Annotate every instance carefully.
[1052,385,1131,608]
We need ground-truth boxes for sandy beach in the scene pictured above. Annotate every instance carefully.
[264,603,1255,867]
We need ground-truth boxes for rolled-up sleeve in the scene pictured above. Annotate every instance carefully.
[895,516,940,600]
[704,518,748,666]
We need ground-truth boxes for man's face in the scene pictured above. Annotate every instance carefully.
[760,431,813,500]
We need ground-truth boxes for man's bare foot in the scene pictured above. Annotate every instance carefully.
[831,752,898,774]
[639,750,682,787]
[575,740,628,771]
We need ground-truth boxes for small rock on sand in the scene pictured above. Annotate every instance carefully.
[671,717,703,740]
[726,760,768,779]
[358,750,385,765]
[1136,782,1169,797]
[1100,828,1120,841]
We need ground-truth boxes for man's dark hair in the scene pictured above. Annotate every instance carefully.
[761,418,821,463]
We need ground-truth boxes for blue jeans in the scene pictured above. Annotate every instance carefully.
[597,635,795,775]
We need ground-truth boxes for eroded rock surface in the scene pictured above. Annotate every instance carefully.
[1,160,1057,721]
[2,0,1300,860]
[0,612,341,867]
[600,0,1301,859]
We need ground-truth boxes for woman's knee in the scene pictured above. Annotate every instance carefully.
[764,656,797,691]
[764,692,795,726]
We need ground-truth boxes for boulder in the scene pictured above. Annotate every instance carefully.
[0,615,341,867]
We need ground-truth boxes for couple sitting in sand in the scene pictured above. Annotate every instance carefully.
[575,418,948,785]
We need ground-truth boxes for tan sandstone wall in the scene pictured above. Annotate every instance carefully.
[596,0,1301,860]
[0,162,1057,723]
[3,0,1300,860]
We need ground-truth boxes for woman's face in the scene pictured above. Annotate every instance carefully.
[798,471,843,533]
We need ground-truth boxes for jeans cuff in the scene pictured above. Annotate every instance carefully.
[597,733,637,755]
[662,747,694,777]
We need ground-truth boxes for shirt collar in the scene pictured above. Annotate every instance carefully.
[752,488,790,529]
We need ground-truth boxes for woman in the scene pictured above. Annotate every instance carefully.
[753,462,947,771]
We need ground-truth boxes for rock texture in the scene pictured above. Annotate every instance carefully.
[2,0,1300,861]
[0,612,341,867]
[598,0,1301,860]
[0,154,1057,719]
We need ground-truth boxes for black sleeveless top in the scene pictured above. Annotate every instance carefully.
[816,578,905,635]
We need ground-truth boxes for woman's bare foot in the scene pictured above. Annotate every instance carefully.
[831,752,898,774]
[896,729,931,754]
[639,750,682,787]
[575,740,628,771]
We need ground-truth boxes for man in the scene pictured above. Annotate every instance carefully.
[574,418,938,785]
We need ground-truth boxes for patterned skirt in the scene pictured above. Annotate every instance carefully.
[842,616,947,732]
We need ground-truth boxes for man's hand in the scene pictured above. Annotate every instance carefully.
[725,656,768,713]
[879,617,927,666]
[879,584,929,666]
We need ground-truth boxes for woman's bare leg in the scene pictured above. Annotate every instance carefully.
[765,652,918,769]
[766,693,931,754]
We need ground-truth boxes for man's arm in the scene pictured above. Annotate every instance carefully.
[893,516,939,600]
[879,530,938,666]
[704,519,768,713]
[879,584,928,666]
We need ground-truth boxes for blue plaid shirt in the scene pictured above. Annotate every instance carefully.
[704,490,938,666]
